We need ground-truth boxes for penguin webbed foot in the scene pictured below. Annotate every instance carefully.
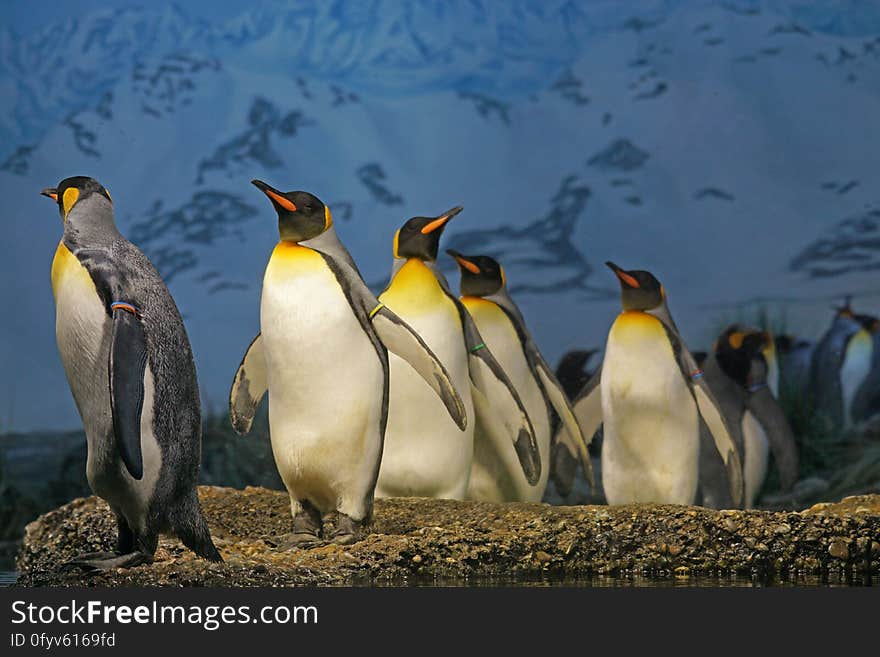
[327,513,363,546]
[271,500,325,550]
[62,551,153,573]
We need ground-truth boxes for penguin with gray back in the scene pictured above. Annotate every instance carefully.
[42,176,221,570]
[808,299,873,431]
[699,326,799,509]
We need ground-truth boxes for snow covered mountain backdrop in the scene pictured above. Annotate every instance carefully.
[2,0,879,431]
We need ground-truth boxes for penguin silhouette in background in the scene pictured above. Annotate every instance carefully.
[699,326,799,509]
[555,349,600,400]
[42,176,221,570]
[446,251,593,502]
[776,334,814,402]
[808,299,873,431]
[230,181,466,547]
[569,262,744,506]
[375,210,540,500]
[851,313,880,423]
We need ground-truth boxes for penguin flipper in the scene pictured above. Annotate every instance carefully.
[454,303,541,485]
[535,361,594,489]
[109,308,148,480]
[229,334,268,436]
[553,365,603,494]
[371,307,467,430]
[680,349,745,507]
[746,386,799,491]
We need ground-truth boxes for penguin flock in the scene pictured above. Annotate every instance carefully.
[40,175,877,569]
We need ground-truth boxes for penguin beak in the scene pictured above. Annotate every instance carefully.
[251,179,297,213]
[606,261,640,289]
[446,249,481,274]
[40,187,58,202]
[421,206,463,234]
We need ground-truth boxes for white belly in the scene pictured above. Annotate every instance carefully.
[741,410,769,509]
[261,252,384,516]
[464,301,550,502]
[841,329,873,427]
[376,302,474,500]
[53,247,161,531]
[601,312,699,505]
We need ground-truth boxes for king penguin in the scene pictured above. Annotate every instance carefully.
[447,250,593,502]
[42,176,221,569]
[375,210,540,500]
[570,262,744,506]
[698,326,799,509]
[229,181,466,547]
[808,300,873,431]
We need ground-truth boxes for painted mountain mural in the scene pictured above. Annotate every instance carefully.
[1,0,879,430]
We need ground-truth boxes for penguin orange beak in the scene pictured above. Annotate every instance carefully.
[252,179,297,212]
[446,249,481,274]
[40,187,58,202]
[606,261,640,289]
[421,206,463,234]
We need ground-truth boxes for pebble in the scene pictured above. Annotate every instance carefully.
[827,540,849,560]
[411,554,422,564]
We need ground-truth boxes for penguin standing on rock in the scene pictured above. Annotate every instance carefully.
[698,326,799,509]
[42,176,221,570]
[375,210,540,500]
[447,251,593,502]
[569,262,744,506]
[230,181,466,547]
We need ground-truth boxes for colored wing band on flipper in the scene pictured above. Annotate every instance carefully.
[229,333,268,436]
[451,298,541,485]
[109,303,148,480]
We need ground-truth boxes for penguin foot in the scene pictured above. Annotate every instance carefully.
[272,532,323,551]
[62,551,153,572]
[328,514,362,546]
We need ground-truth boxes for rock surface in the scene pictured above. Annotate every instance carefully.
[16,487,880,587]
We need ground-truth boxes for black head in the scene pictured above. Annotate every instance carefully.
[252,179,331,242]
[41,176,112,221]
[714,325,770,387]
[606,261,664,311]
[446,250,505,297]
[855,313,880,334]
[394,206,463,261]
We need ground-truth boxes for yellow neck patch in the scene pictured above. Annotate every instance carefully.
[381,258,452,316]
[62,188,80,219]
[51,241,95,299]
[264,240,325,283]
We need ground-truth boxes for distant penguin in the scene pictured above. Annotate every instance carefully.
[42,176,221,570]
[555,349,600,400]
[570,262,743,506]
[776,334,814,401]
[851,313,880,423]
[375,210,539,500]
[230,181,466,547]
[447,250,593,502]
[699,326,799,509]
[809,300,873,430]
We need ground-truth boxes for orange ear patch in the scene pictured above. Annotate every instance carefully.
[265,189,297,212]
[728,331,746,349]
[324,206,333,229]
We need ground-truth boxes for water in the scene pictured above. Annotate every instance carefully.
[0,571,19,587]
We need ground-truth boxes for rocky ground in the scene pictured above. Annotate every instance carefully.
[15,486,880,587]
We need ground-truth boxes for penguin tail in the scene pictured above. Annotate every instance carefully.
[170,492,223,563]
